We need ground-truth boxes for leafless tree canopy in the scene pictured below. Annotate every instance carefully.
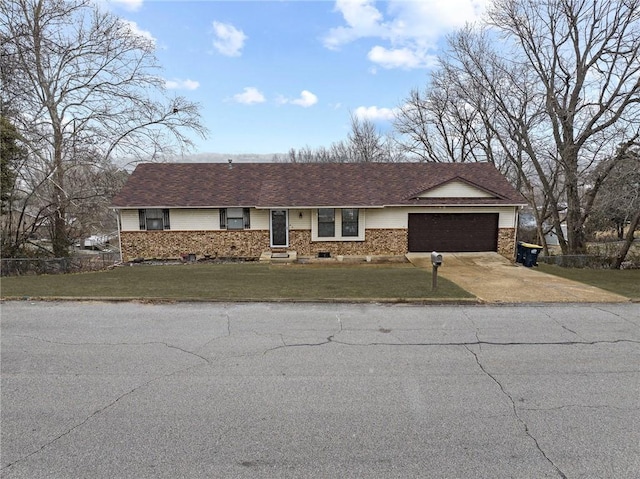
[276,114,405,163]
[1,0,207,257]
[394,0,640,258]
[586,147,640,267]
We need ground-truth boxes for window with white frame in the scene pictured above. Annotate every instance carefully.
[341,209,359,237]
[313,208,364,241]
[138,209,170,230]
[220,208,250,230]
[317,208,335,237]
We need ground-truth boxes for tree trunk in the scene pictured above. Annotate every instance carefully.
[52,208,68,257]
[613,210,640,269]
[564,149,586,254]
[51,127,68,257]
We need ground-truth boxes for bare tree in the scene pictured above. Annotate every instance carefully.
[399,0,640,255]
[394,70,489,164]
[586,146,640,267]
[1,0,207,256]
[486,0,640,254]
[347,114,387,162]
[275,113,405,163]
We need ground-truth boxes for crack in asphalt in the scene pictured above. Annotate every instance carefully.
[541,310,587,341]
[3,335,218,472]
[192,314,232,356]
[8,322,637,474]
[460,308,483,351]
[264,314,344,354]
[464,345,568,479]
[14,335,211,364]
[522,404,639,412]
[592,305,640,328]
[1,361,205,473]
[263,337,639,354]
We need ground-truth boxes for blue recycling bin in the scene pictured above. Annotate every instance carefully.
[517,242,542,267]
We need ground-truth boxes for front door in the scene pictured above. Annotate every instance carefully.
[270,210,288,247]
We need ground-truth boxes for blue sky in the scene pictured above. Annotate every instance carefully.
[107,0,487,155]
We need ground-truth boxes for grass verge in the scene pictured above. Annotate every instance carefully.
[0,262,474,302]
[537,263,640,300]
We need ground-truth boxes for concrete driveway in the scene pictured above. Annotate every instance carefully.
[407,252,629,303]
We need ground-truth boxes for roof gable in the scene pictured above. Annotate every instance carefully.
[413,177,503,199]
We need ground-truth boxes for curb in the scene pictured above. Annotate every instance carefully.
[1,296,633,306]
[0,296,482,305]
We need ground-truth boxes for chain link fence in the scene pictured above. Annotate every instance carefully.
[1,253,120,277]
[537,254,617,269]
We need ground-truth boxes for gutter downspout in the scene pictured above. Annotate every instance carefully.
[514,206,521,260]
[115,209,123,263]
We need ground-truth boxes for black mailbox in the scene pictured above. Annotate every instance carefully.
[431,251,443,267]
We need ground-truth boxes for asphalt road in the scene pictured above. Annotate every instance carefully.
[1,301,639,478]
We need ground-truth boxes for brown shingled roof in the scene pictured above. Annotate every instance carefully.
[111,162,526,208]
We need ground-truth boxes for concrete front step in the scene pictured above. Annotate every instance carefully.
[259,250,298,263]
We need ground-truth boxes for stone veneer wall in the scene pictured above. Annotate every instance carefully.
[119,230,270,261]
[289,229,408,256]
[120,228,513,261]
[119,229,408,261]
[498,228,517,259]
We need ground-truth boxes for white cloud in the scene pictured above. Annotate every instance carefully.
[291,90,318,108]
[367,46,437,70]
[323,0,384,50]
[324,0,487,69]
[165,79,200,91]
[233,87,265,105]
[110,0,143,12]
[278,90,318,107]
[212,21,247,57]
[118,20,155,44]
[354,106,397,122]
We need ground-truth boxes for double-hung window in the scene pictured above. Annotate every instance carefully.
[220,208,250,230]
[139,209,170,230]
[313,208,363,241]
[341,209,359,237]
[317,208,335,237]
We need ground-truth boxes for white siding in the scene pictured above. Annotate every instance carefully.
[418,181,493,198]
[365,207,517,229]
[251,209,270,230]
[120,209,140,231]
[120,206,518,232]
[287,209,312,229]
[170,209,218,230]
[119,208,270,231]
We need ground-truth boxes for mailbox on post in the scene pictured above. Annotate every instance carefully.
[431,251,442,290]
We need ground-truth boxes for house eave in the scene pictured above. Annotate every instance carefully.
[113,204,388,210]
[383,202,528,208]
[113,203,527,210]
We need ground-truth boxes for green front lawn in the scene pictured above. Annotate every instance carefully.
[537,263,640,300]
[0,262,473,301]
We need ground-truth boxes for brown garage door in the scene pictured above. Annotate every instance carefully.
[408,213,499,252]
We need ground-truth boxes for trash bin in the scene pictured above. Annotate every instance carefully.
[516,241,525,264]
[518,242,542,267]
